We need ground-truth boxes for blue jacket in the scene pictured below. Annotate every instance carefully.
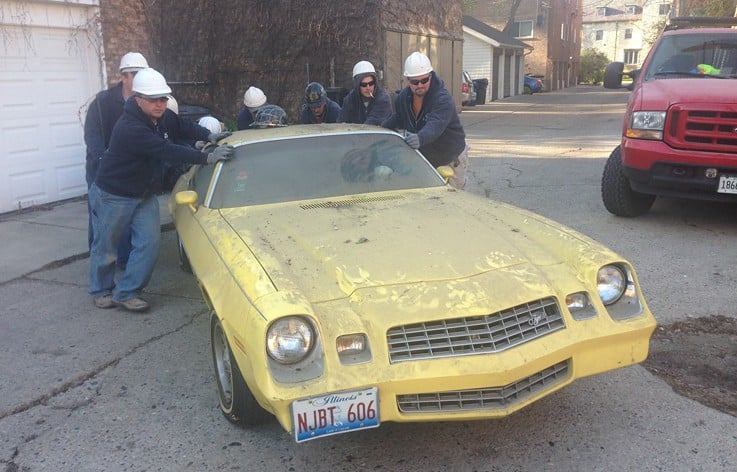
[95,99,210,198]
[338,74,393,125]
[84,82,125,185]
[300,98,341,124]
[382,71,466,167]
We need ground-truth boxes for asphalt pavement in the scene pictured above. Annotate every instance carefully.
[0,195,171,284]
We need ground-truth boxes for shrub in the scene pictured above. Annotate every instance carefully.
[580,49,610,85]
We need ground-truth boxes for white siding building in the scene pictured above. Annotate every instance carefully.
[581,1,673,69]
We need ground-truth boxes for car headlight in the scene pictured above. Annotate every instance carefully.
[566,292,598,320]
[597,265,626,305]
[266,316,314,364]
[626,111,666,140]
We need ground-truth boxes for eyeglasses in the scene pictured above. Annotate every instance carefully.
[137,95,169,104]
[409,76,430,86]
[359,80,376,88]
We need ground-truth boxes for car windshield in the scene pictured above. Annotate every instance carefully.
[645,33,737,79]
[208,132,445,209]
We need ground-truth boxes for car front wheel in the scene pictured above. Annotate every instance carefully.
[210,312,270,426]
[601,145,655,217]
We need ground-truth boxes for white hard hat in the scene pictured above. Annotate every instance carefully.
[353,60,376,78]
[198,116,222,134]
[403,52,433,78]
[166,95,179,114]
[243,86,267,108]
[131,68,172,98]
[119,52,149,72]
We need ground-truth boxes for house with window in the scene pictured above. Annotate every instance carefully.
[581,1,673,69]
[465,0,583,91]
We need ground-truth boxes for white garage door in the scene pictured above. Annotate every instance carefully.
[0,1,102,214]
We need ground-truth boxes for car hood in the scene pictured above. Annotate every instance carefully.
[638,76,737,109]
[218,189,607,303]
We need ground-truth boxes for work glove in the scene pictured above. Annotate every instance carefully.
[206,145,234,164]
[207,131,232,144]
[404,132,420,149]
[195,141,206,150]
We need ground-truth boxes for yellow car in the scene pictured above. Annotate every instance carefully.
[169,124,656,443]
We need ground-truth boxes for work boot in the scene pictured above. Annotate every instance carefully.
[113,297,150,313]
[94,294,115,309]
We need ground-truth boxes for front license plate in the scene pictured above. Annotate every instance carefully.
[717,175,737,194]
[291,387,379,443]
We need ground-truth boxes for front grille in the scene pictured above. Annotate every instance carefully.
[387,297,564,363]
[666,105,737,153]
[397,359,570,413]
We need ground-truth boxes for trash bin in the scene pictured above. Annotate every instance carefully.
[473,79,489,105]
[179,105,211,122]
[326,87,349,106]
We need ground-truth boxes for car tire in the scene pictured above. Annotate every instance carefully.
[210,312,270,426]
[601,146,655,217]
[176,233,192,273]
[603,62,625,89]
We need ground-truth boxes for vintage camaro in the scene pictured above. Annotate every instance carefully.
[169,124,656,443]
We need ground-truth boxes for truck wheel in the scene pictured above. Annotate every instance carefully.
[601,146,655,217]
[603,62,624,89]
[210,312,270,426]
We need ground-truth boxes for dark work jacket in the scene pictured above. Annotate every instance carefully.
[300,99,341,124]
[95,99,210,198]
[237,103,270,130]
[84,82,125,185]
[338,74,393,125]
[382,72,466,167]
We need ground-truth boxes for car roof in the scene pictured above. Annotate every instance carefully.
[223,124,399,147]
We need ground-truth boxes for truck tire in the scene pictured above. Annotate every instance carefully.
[603,62,624,89]
[601,146,655,217]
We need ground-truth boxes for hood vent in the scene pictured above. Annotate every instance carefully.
[300,194,405,210]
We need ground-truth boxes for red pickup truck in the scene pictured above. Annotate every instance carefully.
[602,17,737,216]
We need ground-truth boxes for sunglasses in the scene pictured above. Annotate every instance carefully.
[137,95,169,104]
[359,80,376,88]
[409,76,430,86]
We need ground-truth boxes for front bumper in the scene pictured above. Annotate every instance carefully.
[257,314,655,435]
[622,137,737,201]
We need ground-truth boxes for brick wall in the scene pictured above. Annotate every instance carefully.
[99,0,153,86]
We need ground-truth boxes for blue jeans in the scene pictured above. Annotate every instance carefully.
[87,168,131,266]
[88,184,161,302]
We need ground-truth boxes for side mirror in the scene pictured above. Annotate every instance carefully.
[175,190,198,212]
[436,165,454,183]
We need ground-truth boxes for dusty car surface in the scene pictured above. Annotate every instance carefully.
[169,124,656,443]
[602,16,737,216]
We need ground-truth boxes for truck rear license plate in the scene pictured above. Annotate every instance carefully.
[291,387,379,442]
[717,175,737,194]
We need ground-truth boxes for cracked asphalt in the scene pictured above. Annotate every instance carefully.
[2,86,736,471]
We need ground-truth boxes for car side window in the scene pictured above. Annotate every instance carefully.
[192,164,215,205]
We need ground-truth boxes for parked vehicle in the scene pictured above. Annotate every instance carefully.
[601,16,737,216]
[524,75,543,94]
[461,70,477,106]
[170,124,656,443]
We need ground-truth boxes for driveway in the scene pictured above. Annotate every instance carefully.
[1,85,736,471]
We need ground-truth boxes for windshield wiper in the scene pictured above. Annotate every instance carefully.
[653,71,727,78]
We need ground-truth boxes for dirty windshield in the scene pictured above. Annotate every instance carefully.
[209,132,445,209]
[646,33,737,79]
